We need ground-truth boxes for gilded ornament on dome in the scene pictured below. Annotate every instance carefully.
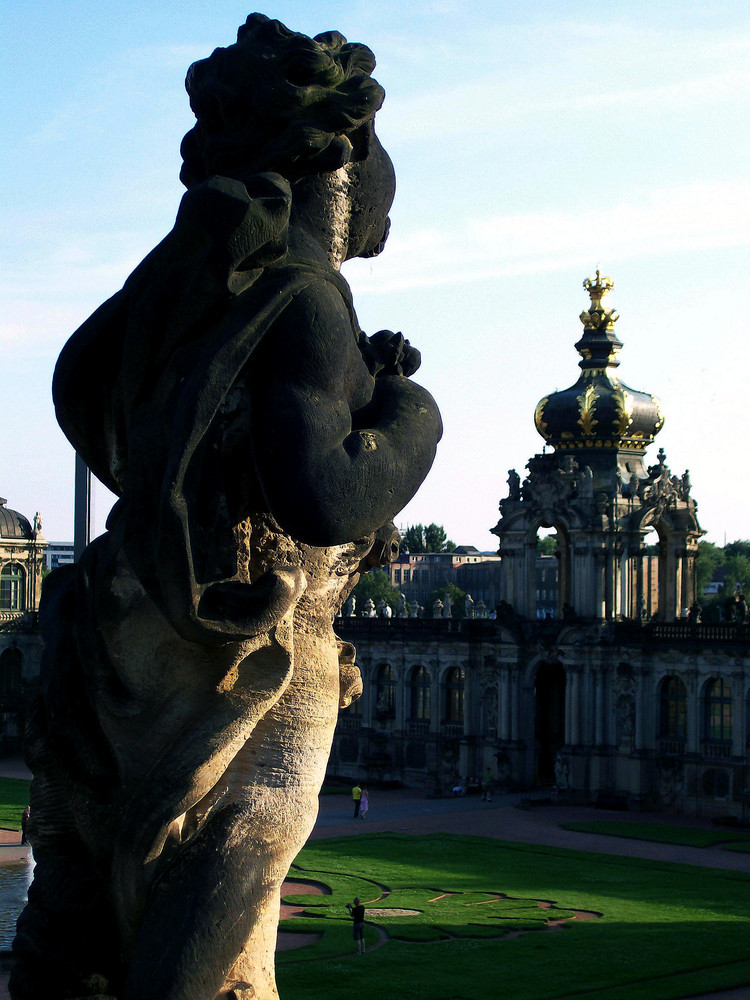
[577,384,599,436]
[612,385,634,435]
[652,395,665,433]
[535,396,551,439]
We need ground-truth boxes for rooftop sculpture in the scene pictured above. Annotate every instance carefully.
[12,15,441,1000]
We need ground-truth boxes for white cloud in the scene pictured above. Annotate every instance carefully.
[381,23,750,144]
[346,178,750,293]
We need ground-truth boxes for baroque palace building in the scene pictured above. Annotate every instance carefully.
[330,272,750,818]
[0,497,46,751]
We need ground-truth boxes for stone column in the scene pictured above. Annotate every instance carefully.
[499,667,511,741]
[510,671,519,742]
[634,668,645,750]
[685,669,699,754]
[522,540,537,619]
[675,549,685,616]
[582,665,594,745]
[569,666,581,746]
[430,665,440,734]
[732,671,744,758]
[557,540,569,613]
[635,547,644,620]
[594,666,605,745]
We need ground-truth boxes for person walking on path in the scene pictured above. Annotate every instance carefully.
[360,787,369,820]
[21,806,30,846]
[346,897,366,953]
[481,769,494,802]
[352,783,362,818]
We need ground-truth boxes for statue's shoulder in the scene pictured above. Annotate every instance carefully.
[260,260,358,334]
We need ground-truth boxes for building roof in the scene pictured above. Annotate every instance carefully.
[0,498,33,540]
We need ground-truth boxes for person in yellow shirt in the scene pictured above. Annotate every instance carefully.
[352,784,362,818]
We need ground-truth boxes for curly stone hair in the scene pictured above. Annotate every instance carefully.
[180,13,386,188]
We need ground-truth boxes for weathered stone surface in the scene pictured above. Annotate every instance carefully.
[11,15,440,1000]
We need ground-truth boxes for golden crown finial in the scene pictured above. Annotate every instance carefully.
[583,269,614,305]
[580,269,618,330]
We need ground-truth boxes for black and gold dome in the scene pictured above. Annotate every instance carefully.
[0,497,33,540]
[534,271,664,453]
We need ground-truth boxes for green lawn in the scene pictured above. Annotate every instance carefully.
[561,819,750,849]
[277,833,750,1000]
[0,777,30,831]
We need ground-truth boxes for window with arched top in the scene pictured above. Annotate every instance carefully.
[659,676,687,740]
[0,648,22,699]
[410,665,431,721]
[375,664,397,720]
[0,564,25,611]
[705,678,733,743]
[444,667,465,724]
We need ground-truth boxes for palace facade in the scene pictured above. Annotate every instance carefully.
[0,497,46,751]
[329,273,749,818]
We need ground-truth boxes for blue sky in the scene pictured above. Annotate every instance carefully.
[3,1,750,548]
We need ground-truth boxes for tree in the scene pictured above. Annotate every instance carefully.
[537,536,557,555]
[695,541,725,599]
[428,582,467,615]
[402,523,427,553]
[725,539,750,560]
[723,554,750,595]
[424,523,449,552]
[349,568,401,613]
[402,522,455,553]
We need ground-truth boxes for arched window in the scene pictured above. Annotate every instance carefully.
[375,664,396,720]
[0,648,22,699]
[0,564,25,611]
[659,676,687,740]
[705,678,733,743]
[410,665,431,721]
[445,667,465,724]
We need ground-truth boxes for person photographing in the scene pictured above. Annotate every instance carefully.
[346,897,366,954]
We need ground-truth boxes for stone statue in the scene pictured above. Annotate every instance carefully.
[13,16,441,1000]
[554,752,569,791]
[577,464,594,498]
[507,468,521,500]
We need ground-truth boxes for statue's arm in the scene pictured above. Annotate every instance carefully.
[248,280,442,545]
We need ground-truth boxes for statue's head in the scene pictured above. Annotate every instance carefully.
[180,14,387,187]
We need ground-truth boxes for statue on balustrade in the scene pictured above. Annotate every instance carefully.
[12,15,441,1000]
